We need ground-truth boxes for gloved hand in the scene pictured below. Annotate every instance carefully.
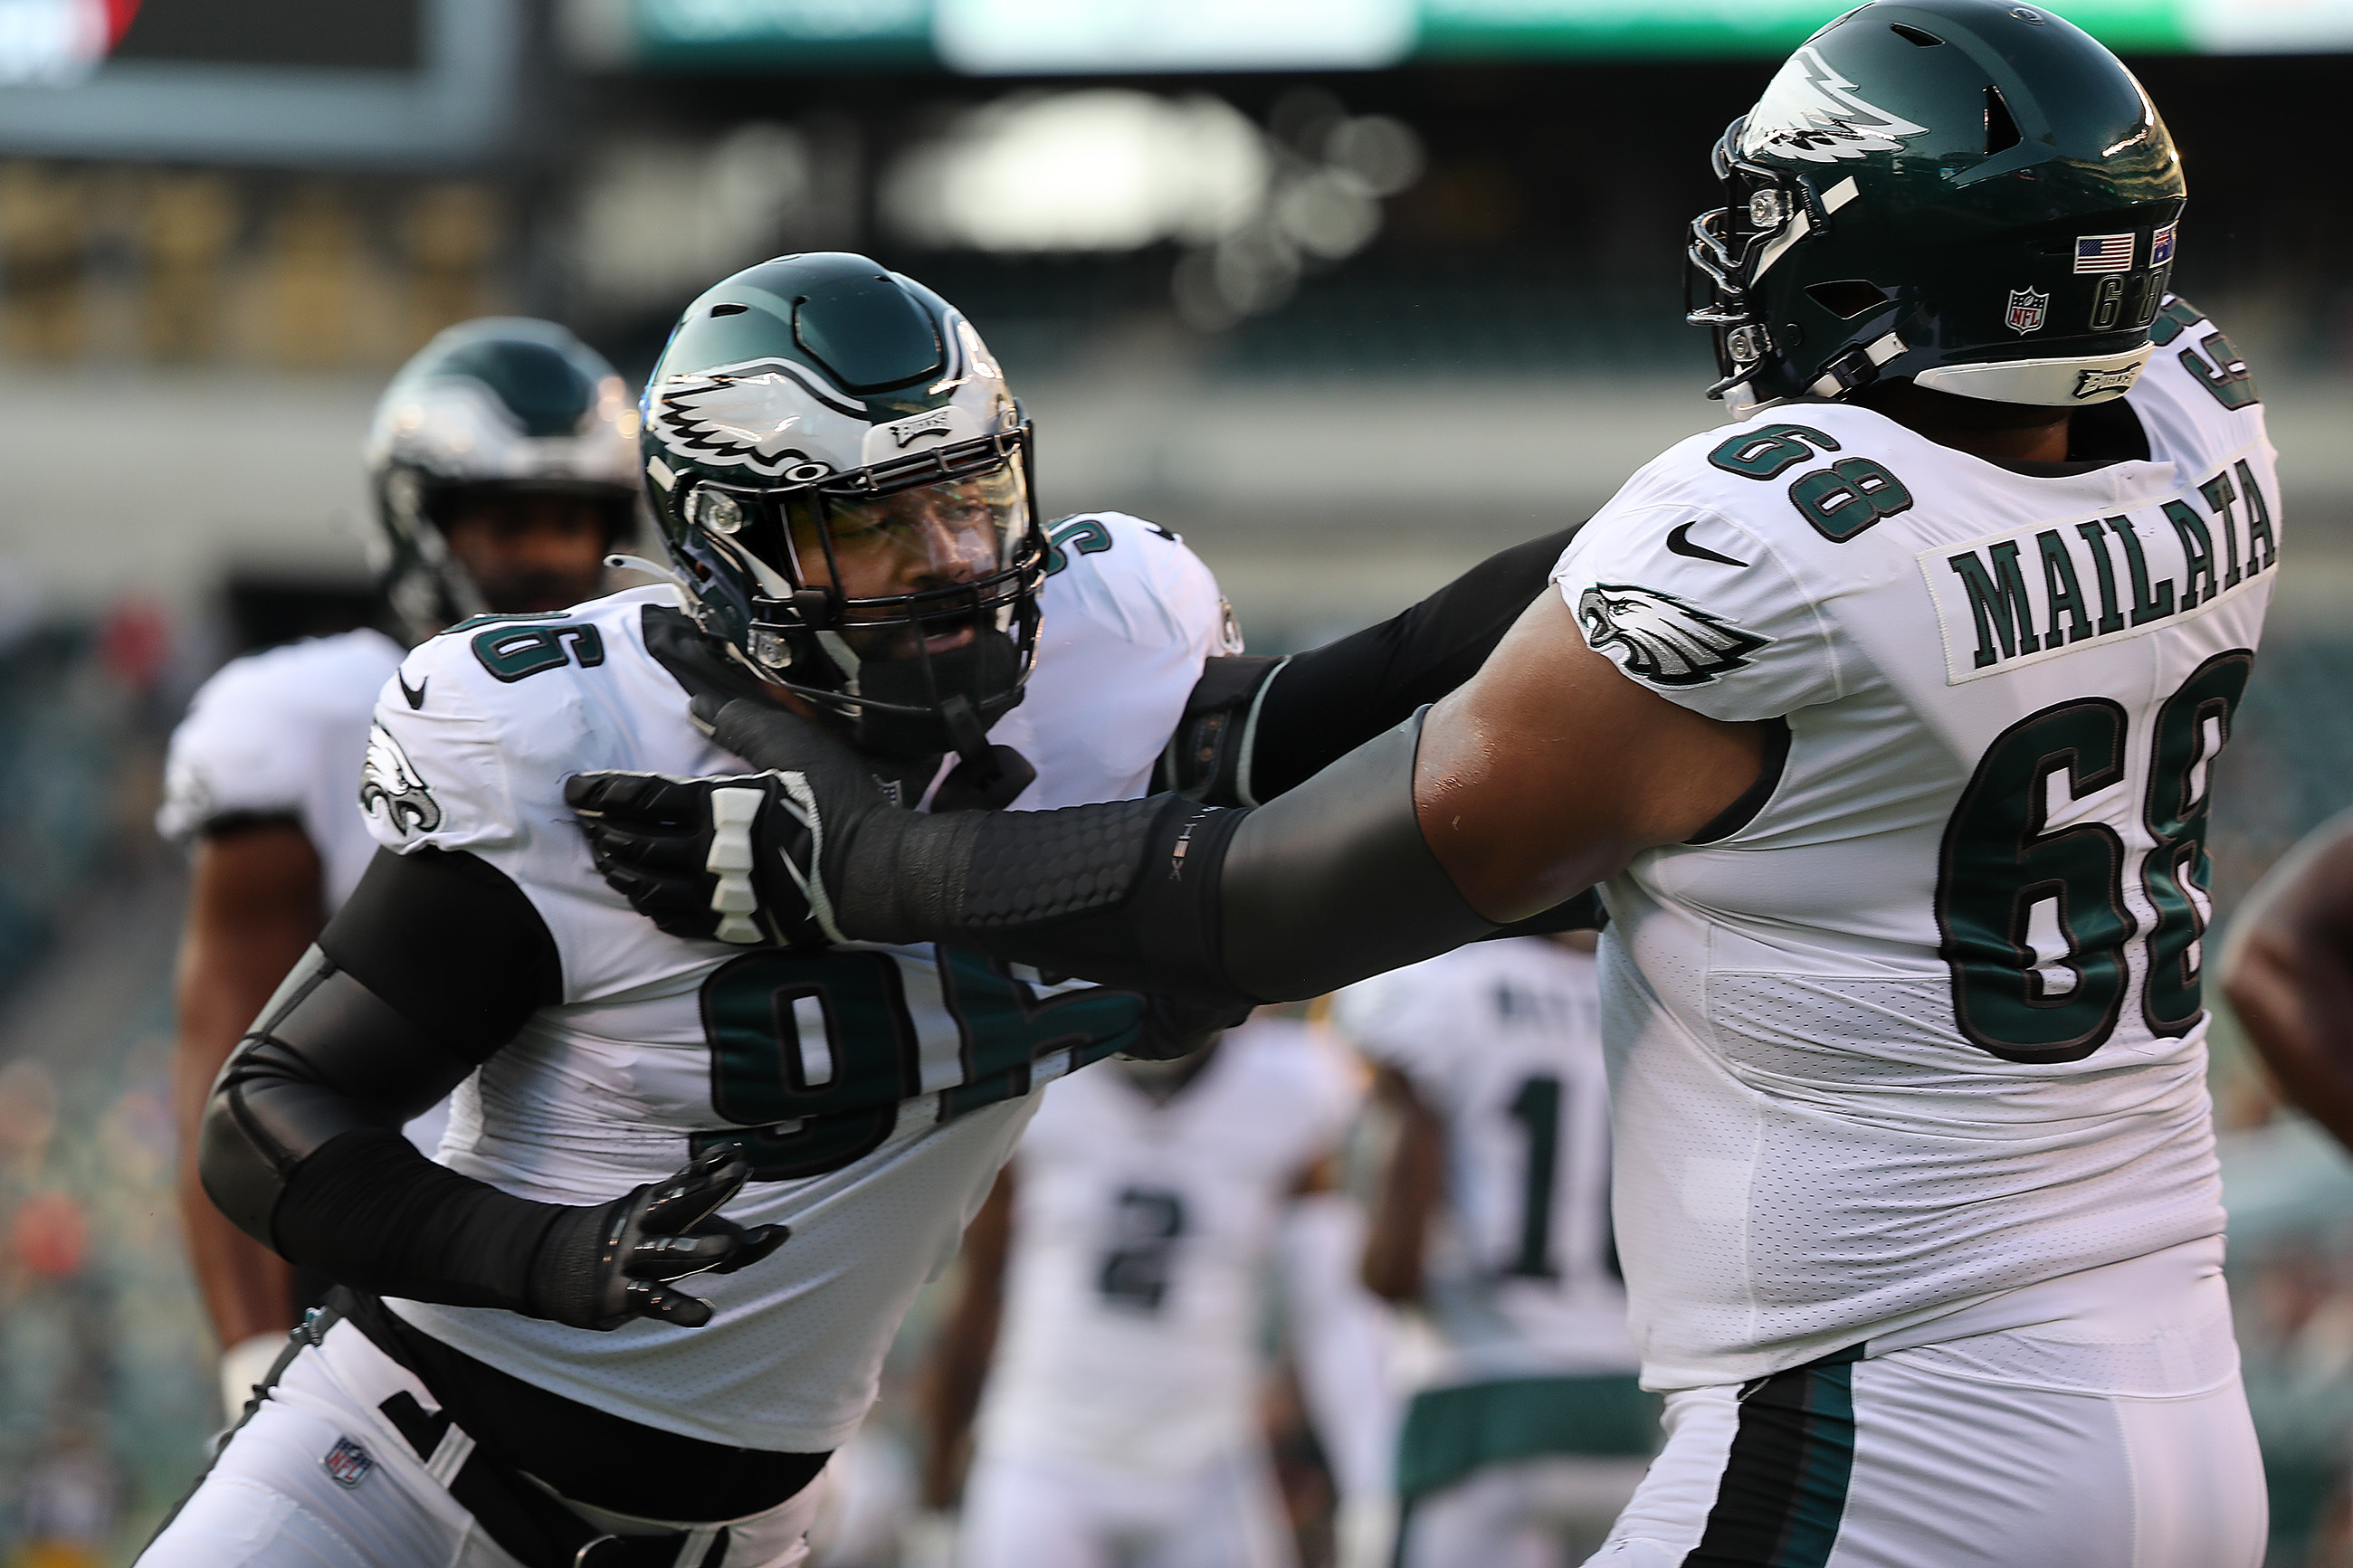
[568,695,919,948]
[567,768,832,946]
[529,1148,789,1331]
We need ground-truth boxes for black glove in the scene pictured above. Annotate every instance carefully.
[529,1148,789,1331]
[569,696,927,948]
[567,768,837,946]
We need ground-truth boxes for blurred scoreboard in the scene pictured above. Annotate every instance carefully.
[579,0,2353,71]
[0,0,522,166]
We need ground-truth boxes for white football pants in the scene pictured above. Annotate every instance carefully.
[956,1446,1297,1568]
[1581,1242,2264,1568]
[1399,1453,1652,1568]
[138,1317,824,1568]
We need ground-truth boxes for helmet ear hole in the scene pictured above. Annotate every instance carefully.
[1984,86,2022,156]
[1806,280,1893,319]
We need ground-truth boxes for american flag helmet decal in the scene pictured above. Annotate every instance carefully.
[2073,234,2135,273]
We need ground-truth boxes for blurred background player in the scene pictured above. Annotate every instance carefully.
[1335,932,1653,1568]
[923,1012,1397,1568]
[155,317,641,1420]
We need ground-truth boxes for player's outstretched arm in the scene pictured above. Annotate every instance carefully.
[196,846,787,1330]
[576,594,1761,1008]
[2222,811,2353,1151]
[1163,524,1584,806]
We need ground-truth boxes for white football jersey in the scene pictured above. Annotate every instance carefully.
[975,1017,1360,1476]
[1551,299,2276,1390]
[159,628,406,908]
[357,512,1232,1453]
[1332,938,1635,1384]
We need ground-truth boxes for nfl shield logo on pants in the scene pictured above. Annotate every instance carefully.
[321,1437,375,1488]
[2005,287,2049,334]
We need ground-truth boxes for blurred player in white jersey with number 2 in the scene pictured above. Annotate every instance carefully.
[925,1014,1395,1568]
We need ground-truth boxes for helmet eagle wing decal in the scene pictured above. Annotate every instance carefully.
[1742,46,1929,165]
[650,362,862,477]
[1577,584,1770,688]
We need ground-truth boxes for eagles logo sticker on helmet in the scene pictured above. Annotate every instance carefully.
[1740,45,1929,164]
[1575,584,1770,688]
[1686,0,2186,414]
[641,252,1045,763]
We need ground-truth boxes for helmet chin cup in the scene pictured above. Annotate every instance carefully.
[845,630,1027,762]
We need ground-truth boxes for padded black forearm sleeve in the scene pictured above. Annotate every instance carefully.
[1245,524,1582,801]
[197,847,566,1313]
[845,711,1498,1009]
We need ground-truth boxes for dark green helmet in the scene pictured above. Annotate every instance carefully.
[1687,0,2186,413]
[641,253,1043,762]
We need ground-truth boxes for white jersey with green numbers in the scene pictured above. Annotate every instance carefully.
[1550,297,2276,1392]
[1332,939,1637,1386]
[355,511,1234,1453]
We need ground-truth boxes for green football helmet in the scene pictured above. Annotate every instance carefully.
[640,253,1043,762]
[365,318,642,640]
[1687,0,2186,413]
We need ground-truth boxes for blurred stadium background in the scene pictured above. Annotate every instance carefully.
[2,0,2353,1562]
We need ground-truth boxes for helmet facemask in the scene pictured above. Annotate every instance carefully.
[1687,118,1817,409]
[672,425,1046,764]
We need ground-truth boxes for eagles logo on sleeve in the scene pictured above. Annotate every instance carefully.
[358,721,443,836]
[1577,584,1770,688]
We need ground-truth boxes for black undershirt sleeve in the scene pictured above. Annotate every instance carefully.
[1245,523,1582,800]
[199,847,568,1315]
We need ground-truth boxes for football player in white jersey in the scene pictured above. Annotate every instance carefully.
[1335,933,1655,1568]
[151,252,1588,1568]
[923,1014,1392,1568]
[158,318,641,1418]
[605,7,2279,1563]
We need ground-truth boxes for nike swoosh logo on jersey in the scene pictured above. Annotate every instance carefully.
[1667,522,1748,567]
[398,672,428,709]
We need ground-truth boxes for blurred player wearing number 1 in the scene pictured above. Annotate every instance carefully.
[1336,934,1656,1568]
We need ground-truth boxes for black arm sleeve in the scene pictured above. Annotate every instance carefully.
[1243,523,1582,801]
[844,710,1497,1011]
[197,846,567,1314]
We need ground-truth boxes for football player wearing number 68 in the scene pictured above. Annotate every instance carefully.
[146,251,1591,1568]
[570,6,2282,1563]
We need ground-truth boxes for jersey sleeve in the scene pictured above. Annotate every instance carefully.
[997,513,1236,810]
[157,657,309,842]
[1551,489,1849,724]
[1328,964,1453,1088]
[358,641,525,860]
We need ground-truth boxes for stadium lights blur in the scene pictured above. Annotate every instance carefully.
[595,0,2353,71]
[883,92,1268,252]
[0,0,135,87]
[881,87,1424,329]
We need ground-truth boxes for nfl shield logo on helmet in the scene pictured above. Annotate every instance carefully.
[321,1437,374,1488]
[2005,288,2048,335]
